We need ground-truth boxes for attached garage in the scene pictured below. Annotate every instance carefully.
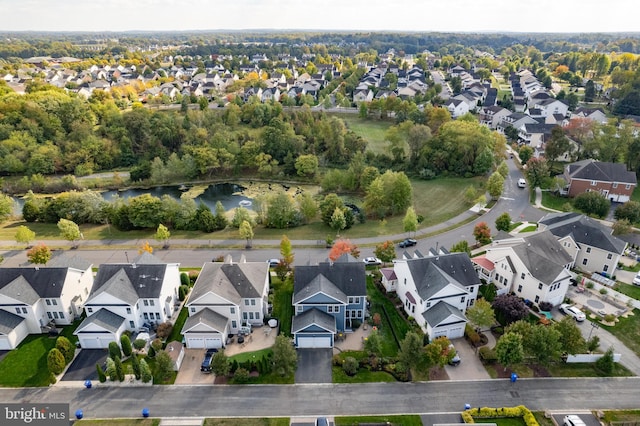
[181,308,228,349]
[431,326,464,340]
[74,309,126,349]
[296,335,332,348]
[292,309,336,349]
[0,310,29,350]
[424,301,467,341]
[78,335,115,349]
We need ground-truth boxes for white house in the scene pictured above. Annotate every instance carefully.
[182,260,269,349]
[0,254,93,350]
[75,252,181,349]
[445,98,470,118]
[394,253,480,340]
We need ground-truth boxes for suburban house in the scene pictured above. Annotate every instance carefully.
[292,255,367,348]
[445,98,470,118]
[0,255,93,350]
[472,231,575,307]
[562,159,637,202]
[380,268,398,293]
[538,212,627,276]
[75,252,181,349]
[393,252,480,340]
[571,107,608,124]
[479,105,510,129]
[182,259,269,349]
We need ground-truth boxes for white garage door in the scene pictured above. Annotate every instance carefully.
[186,337,204,349]
[80,336,113,349]
[432,327,464,340]
[0,336,11,350]
[297,336,331,348]
[205,337,222,349]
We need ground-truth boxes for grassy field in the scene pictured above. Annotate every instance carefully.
[603,410,640,424]
[336,415,423,426]
[600,309,640,357]
[335,115,394,155]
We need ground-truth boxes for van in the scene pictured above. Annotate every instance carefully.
[564,415,586,426]
[517,178,526,188]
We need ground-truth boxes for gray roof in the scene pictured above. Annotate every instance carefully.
[0,267,71,302]
[422,301,466,327]
[91,263,168,303]
[189,262,268,305]
[404,253,480,301]
[132,252,166,265]
[46,253,92,271]
[182,308,229,334]
[567,160,637,185]
[75,308,125,334]
[293,273,347,304]
[0,309,26,335]
[511,231,573,284]
[293,261,366,302]
[539,212,627,254]
[292,308,336,333]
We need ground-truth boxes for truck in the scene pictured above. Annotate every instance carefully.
[200,348,218,373]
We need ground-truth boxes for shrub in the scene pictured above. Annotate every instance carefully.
[596,347,615,374]
[586,282,594,289]
[234,367,250,383]
[47,348,66,375]
[108,341,121,360]
[133,339,147,351]
[96,363,107,383]
[156,322,173,339]
[465,324,481,347]
[478,346,497,363]
[131,354,141,380]
[342,356,359,376]
[139,359,152,383]
[538,301,553,312]
[151,338,163,351]
[604,313,616,323]
[180,272,190,286]
[599,288,608,295]
[120,335,132,357]
[114,356,125,381]
[178,285,188,301]
[55,336,75,365]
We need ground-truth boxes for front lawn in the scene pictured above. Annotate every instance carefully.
[166,307,188,344]
[228,348,293,384]
[0,319,80,387]
[336,415,423,426]
[332,366,396,383]
[76,420,160,426]
[203,419,289,426]
[600,309,640,357]
[518,225,537,233]
[613,282,640,300]
[484,360,633,378]
[475,418,526,426]
[541,191,570,211]
[271,276,293,338]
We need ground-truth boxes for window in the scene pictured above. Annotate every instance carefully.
[426,301,431,308]
[591,180,596,186]
[126,307,131,314]
[230,307,235,314]
[355,297,360,304]
[460,296,465,303]
[613,182,618,188]
[191,307,196,313]
[626,184,631,190]
[504,279,508,287]
[496,273,501,282]
[334,306,340,313]
[143,300,149,306]
[348,297,354,304]
[521,273,525,280]
[87,307,93,313]
[143,313,149,320]
[155,313,160,319]
[255,312,260,320]
[53,312,59,319]
[244,300,249,306]
[582,258,588,266]
[58,312,64,319]
[586,247,591,253]
[231,320,237,328]
[129,321,135,328]
[607,253,613,260]
[22,307,26,314]
[47,312,53,319]
[357,310,363,318]
[327,306,334,313]
[15,308,20,314]
[250,299,256,306]
[296,305,303,312]
[603,265,609,272]
[411,305,415,313]
[534,295,540,303]
[149,300,154,306]
[538,283,543,290]
[46,299,51,306]
[243,312,248,320]
[249,312,254,320]
[52,299,57,305]
[517,285,522,293]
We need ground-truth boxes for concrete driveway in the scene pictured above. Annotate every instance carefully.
[61,349,108,381]
[444,338,490,380]
[174,348,215,384]
[553,412,601,426]
[295,348,332,383]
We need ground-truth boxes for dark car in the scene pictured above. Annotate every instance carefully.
[200,348,218,373]
[398,238,417,248]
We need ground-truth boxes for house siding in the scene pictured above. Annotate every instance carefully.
[568,178,635,202]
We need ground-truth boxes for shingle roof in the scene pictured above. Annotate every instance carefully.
[422,301,466,327]
[189,262,268,305]
[404,253,479,300]
[512,231,573,283]
[567,160,637,185]
[0,267,70,301]
[292,308,336,333]
[91,264,168,302]
[47,253,92,271]
[539,212,627,254]
[75,308,125,334]
[0,309,26,335]
[182,308,228,334]
[293,261,366,302]
[293,273,348,304]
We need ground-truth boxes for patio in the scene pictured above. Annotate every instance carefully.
[224,324,279,357]
[333,324,372,354]
[566,285,631,320]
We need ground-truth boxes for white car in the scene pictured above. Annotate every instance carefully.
[633,272,640,286]
[517,178,526,188]
[564,415,586,426]
[559,304,586,322]
[363,257,382,266]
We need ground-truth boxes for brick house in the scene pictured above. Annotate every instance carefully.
[562,159,637,202]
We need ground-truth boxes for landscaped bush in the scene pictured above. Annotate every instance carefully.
[600,288,608,295]
[156,322,173,339]
[233,367,250,383]
[180,272,190,286]
[478,347,497,363]
[461,405,538,426]
[55,336,75,365]
[342,356,359,376]
[133,338,147,351]
[120,335,132,357]
[108,341,121,360]
[96,363,107,383]
[465,324,481,347]
[47,348,66,375]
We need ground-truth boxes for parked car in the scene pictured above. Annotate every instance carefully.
[363,257,382,266]
[517,178,526,188]
[564,415,586,426]
[315,418,329,426]
[633,272,640,286]
[448,344,461,366]
[559,304,586,322]
[200,348,218,373]
[267,259,280,267]
[398,238,417,248]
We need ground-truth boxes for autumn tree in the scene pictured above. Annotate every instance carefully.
[280,235,294,268]
[155,223,171,248]
[239,220,254,248]
[492,294,529,324]
[374,240,396,263]
[15,225,36,248]
[403,206,418,237]
[424,337,455,368]
[139,241,153,254]
[329,239,360,261]
[473,222,491,246]
[57,218,81,248]
[27,243,51,265]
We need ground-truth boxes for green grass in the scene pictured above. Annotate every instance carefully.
[546,361,633,377]
[166,307,188,344]
[476,418,526,426]
[613,282,640,300]
[508,222,522,231]
[518,225,537,233]
[228,348,272,363]
[145,356,177,385]
[229,371,294,385]
[541,191,570,211]
[203,419,289,426]
[271,276,293,337]
[336,415,423,426]
[332,366,396,383]
[533,412,555,426]
[336,115,393,155]
[0,319,80,387]
[76,420,160,426]
[602,410,640,424]
[600,309,640,357]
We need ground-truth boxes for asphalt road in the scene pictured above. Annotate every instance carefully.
[1,378,638,418]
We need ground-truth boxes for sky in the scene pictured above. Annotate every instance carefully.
[0,0,638,33]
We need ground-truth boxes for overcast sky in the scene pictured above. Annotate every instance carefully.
[0,0,637,33]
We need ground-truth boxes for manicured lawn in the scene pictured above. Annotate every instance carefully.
[336,115,394,155]
[271,276,293,338]
[603,410,640,424]
[203,419,289,426]
[332,366,396,383]
[0,319,80,387]
[145,356,177,385]
[76,420,160,426]
[541,191,570,211]
[614,282,640,300]
[518,225,537,233]
[229,371,294,385]
[166,307,188,344]
[476,418,526,426]
[600,309,640,357]
[546,361,633,377]
[336,415,423,426]
[229,348,272,363]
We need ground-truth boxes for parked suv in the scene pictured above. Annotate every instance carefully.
[564,415,586,426]
[200,348,218,373]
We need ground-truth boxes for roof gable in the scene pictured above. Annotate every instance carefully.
[92,264,168,302]
[539,212,627,254]
[0,267,70,301]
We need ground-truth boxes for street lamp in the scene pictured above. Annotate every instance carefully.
[588,322,599,341]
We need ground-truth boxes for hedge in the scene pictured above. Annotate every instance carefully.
[461,405,538,426]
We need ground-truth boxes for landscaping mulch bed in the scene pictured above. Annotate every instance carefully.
[429,367,449,381]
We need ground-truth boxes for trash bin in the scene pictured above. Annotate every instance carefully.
[510,372,518,382]
[464,403,471,410]
[84,380,92,389]
[75,409,83,420]
[142,408,149,418]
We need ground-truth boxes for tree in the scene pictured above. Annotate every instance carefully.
[280,235,294,268]
[363,329,383,357]
[553,317,587,355]
[120,335,132,357]
[212,201,228,231]
[131,353,141,379]
[465,299,496,331]
[492,294,529,324]
[139,358,153,383]
[238,220,254,248]
[525,157,550,187]
[156,322,173,339]
[403,206,418,237]
[424,336,455,368]
[450,240,471,256]
[47,348,66,375]
[487,171,505,200]
[495,212,512,232]
[139,241,153,254]
[155,350,174,382]
[545,126,572,161]
[574,191,610,218]
[374,240,396,263]
[495,332,524,370]
[518,145,534,165]
[57,218,81,248]
[264,191,298,229]
[26,243,51,265]
[55,336,75,365]
[15,225,35,248]
[364,170,412,218]
[105,357,117,381]
[398,331,425,372]
[319,193,345,226]
[330,207,347,233]
[296,193,318,224]
[0,194,13,223]
[212,350,231,377]
[114,355,125,381]
[497,161,509,178]
[526,324,562,365]
[473,222,491,246]
[295,154,319,177]
[595,347,615,374]
[329,239,359,261]
[108,341,122,360]
[272,333,297,376]
[614,201,640,224]
[155,223,171,248]
[612,219,632,236]
[96,363,107,383]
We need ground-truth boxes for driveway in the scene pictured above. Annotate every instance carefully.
[295,349,332,383]
[174,349,215,385]
[61,349,108,381]
[553,413,601,426]
[444,338,490,380]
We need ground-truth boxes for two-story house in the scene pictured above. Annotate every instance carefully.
[181,260,269,349]
[394,253,480,340]
[75,252,180,349]
[292,255,367,348]
[473,231,575,307]
[0,255,93,349]
[538,212,626,276]
[562,159,637,202]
